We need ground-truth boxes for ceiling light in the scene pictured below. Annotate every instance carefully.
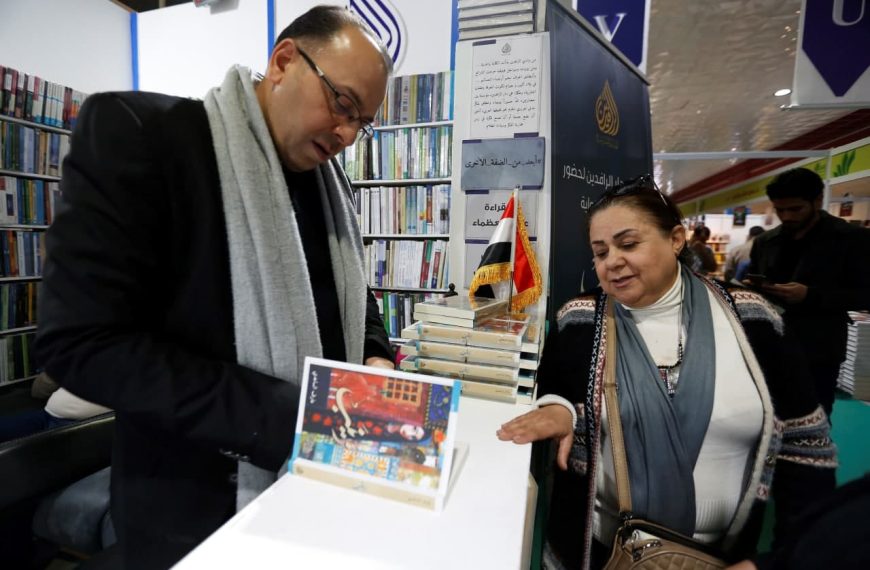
[774,88,791,97]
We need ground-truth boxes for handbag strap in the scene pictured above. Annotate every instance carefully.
[603,297,632,515]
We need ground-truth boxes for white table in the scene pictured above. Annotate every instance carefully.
[175,397,536,570]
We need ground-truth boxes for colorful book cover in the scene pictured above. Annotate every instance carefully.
[290,357,461,511]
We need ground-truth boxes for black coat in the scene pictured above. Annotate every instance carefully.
[749,211,870,364]
[537,283,836,568]
[35,91,391,569]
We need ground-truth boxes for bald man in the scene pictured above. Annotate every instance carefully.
[36,6,394,568]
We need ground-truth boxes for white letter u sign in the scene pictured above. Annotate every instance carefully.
[833,0,866,26]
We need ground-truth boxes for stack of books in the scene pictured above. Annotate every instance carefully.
[457,0,538,41]
[398,296,543,404]
[837,311,870,401]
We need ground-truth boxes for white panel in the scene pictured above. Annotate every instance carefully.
[0,0,131,93]
[449,33,551,311]
[274,0,452,77]
[138,0,268,98]
[387,0,452,76]
[275,0,345,33]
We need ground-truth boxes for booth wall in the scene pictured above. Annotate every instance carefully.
[137,1,268,98]
[0,0,132,94]
[275,0,453,77]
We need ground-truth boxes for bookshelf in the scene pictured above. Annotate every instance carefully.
[0,64,82,385]
[340,71,455,339]
[708,237,729,279]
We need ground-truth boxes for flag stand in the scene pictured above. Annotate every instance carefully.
[507,186,519,312]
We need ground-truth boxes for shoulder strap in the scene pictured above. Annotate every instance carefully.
[603,297,632,514]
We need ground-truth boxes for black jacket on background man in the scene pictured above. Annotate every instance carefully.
[35,92,392,569]
[749,211,870,364]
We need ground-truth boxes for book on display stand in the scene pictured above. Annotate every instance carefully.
[289,357,464,511]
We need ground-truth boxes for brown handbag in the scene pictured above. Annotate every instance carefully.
[601,299,727,570]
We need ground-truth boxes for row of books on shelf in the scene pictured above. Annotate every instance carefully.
[374,71,453,126]
[1,65,86,130]
[0,331,37,383]
[0,176,62,225]
[356,185,450,236]
[366,239,449,290]
[339,126,452,181]
[838,311,870,400]
[0,230,44,278]
[0,121,70,176]
[397,296,542,404]
[0,282,37,331]
[372,291,441,338]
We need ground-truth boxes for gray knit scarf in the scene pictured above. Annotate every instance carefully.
[204,65,367,510]
[612,264,716,535]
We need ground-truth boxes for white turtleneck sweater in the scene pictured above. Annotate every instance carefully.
[540,272,764,544]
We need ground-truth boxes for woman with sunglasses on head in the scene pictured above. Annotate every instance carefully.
[497,176,836,570]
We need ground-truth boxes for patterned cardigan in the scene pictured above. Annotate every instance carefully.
[537,279,837,570]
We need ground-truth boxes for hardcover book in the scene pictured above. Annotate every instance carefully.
[414,295,507,320]
[411,355,519,385]
[400,340,540,370]
[401,339,521,367]
[401,317,528,351]
[399,357,518,403]
[289,357,461,511]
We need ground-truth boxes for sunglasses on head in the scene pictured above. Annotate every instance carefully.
[588,174,683,226]
[590,174,667,208]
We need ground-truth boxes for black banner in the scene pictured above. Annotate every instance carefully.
[547,0,652,319]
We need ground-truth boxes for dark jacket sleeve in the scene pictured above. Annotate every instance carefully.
[802,226,870,313]
[755,474,870,570]
[363,287,393,362]
[35,93,298,471]
[740,306,837,545]
[536,319,594,407]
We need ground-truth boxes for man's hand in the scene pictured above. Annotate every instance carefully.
[762,281,808,304]
[497,405,574,470]
[364,356,395,370]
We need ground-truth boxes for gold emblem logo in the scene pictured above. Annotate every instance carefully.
[595,80,620,136]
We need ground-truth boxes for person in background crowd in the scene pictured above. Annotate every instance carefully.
[497,175,836,569]
[35,6,394,569]
[748,167,870,419]
[725,225,764,282]
[689,225,718,275]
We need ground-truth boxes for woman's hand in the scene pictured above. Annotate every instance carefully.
[364,356,395,369]
[497,405,575,470]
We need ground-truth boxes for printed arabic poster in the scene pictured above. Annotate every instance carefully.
[291,358,459,506]
[464,190,539,240]
[461,136,546,190]
[470,35,543,139]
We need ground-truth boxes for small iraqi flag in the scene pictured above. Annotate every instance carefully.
[468,195,542,312]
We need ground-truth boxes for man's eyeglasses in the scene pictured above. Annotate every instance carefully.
[297,47,374,143]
